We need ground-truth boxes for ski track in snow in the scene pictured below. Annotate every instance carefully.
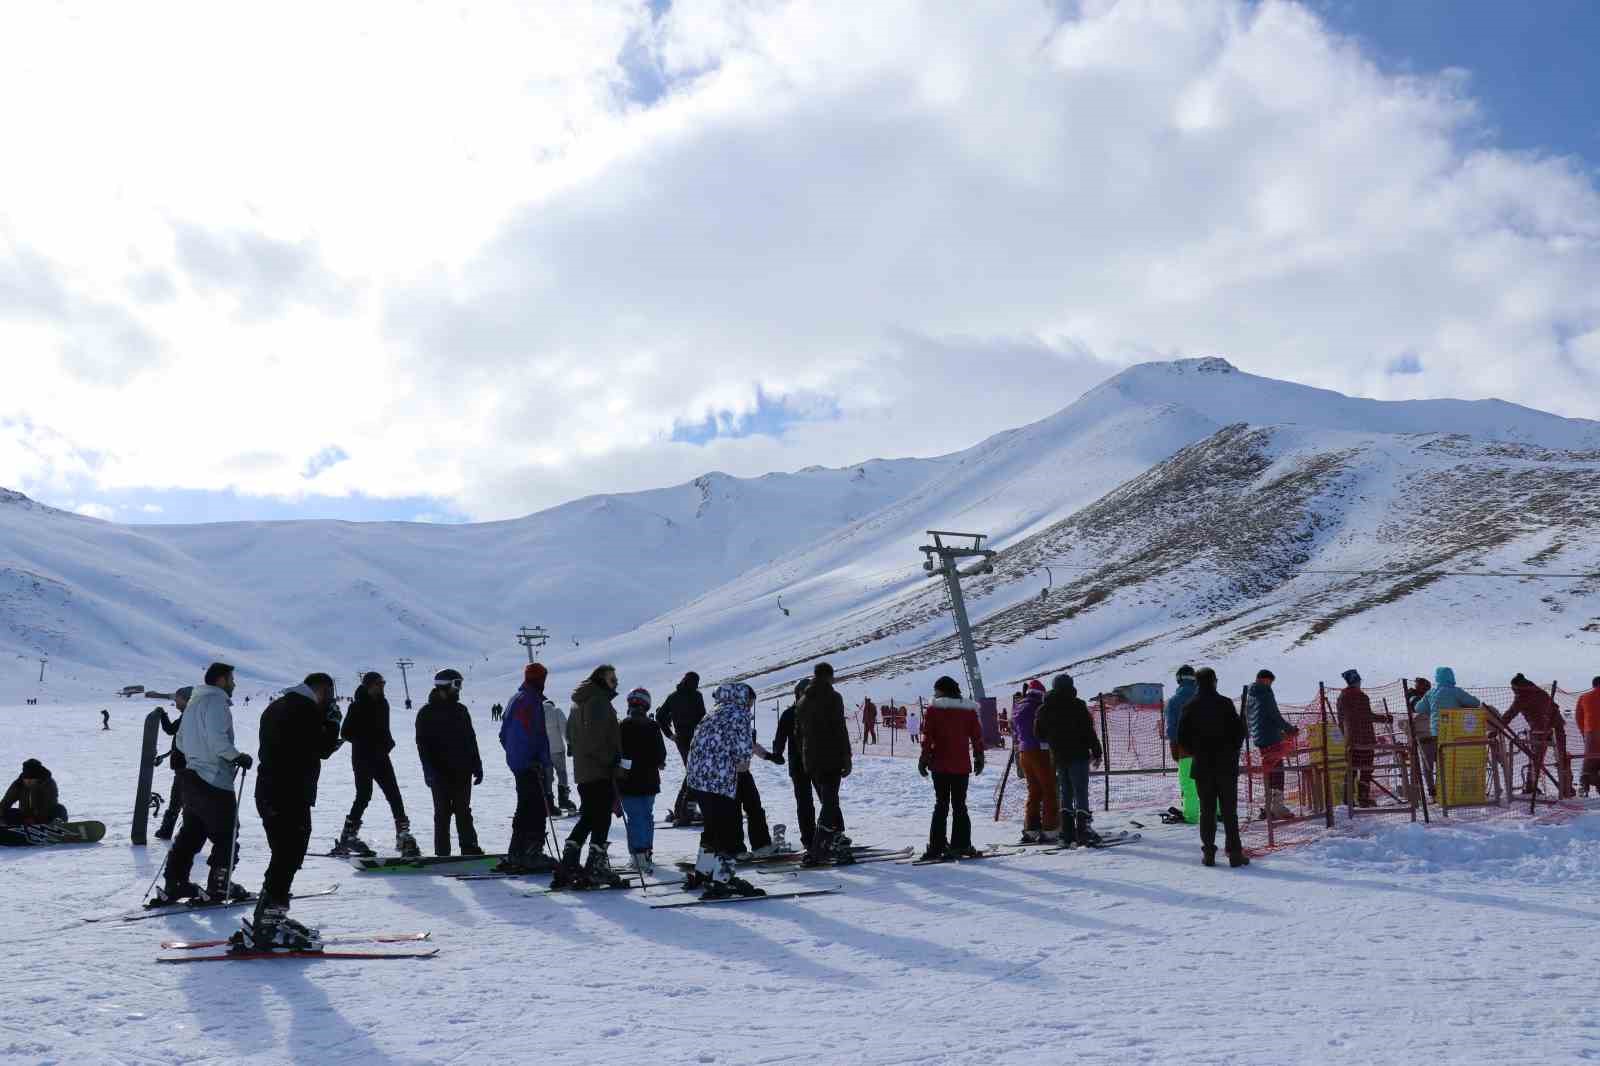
[7,703,1600,1064]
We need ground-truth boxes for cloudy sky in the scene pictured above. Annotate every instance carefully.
[3,0,1598,525]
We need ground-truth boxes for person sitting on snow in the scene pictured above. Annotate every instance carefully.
[1,759,68,824]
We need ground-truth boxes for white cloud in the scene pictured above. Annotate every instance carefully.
[2,0,1598,521]
[73,502,116,520]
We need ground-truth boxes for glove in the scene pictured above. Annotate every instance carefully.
[473,770,484,786]
[325,706,343,726]
[766,752,785,765]
[232,753,253,770]
[973,751,985,775]
[917,757,929,778]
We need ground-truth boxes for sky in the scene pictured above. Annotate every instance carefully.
[2,0,1599,527]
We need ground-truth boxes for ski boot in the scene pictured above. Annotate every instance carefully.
[1228,848,1250,868]
[1056,826,1077,848]
[919,844,948,863]
[801,828,837,867]
[830,832,856,866]
[701,855,765,900]
[1201,845,1217,867]
[149,879,203,907]
[947,844,982,859]
[769,824,790,854]
[395,819,421,859]
[330,818,376,858]
[1075,812,1101,848]
[1020,829,1042,845]
[460,842,486,857]
[685,848,716,889]
[558,787,577,814]
[585,841,627,888]
[239,901,322,952]
[630,849,656,877]
[205,866,251,904]
[550,841,593,890]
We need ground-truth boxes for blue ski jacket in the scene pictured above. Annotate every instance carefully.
[500,683,553,774]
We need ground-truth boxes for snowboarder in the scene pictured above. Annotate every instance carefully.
[335,672,419,858]
[495,663,556,874]
[798,661,853,866]
[1577,677,1600,795]
[684,682,766,898]
[766,679,817,852]
[554,665,624,889]
[1335,670,1390,807]
[1405,676,1438,800]
[1245,669,1297,820]
[1013,679,1059,842]
[1034,673,1103,847]
[544,696,575,813]
[618,686,667,875]
[414,669,483,857]
[1165,665,1200,823]
[1,759,68,824]
[160,662,252,905]
[153,686,192,840]
[240,673,343,951]
[916,676,984,861]
[1175,667,1247,867]
[658,671,707,824]
[100,709,110,731]
[1502,673,1572,797]
[862,697,879,745]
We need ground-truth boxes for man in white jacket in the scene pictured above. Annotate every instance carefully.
[544,698,575,813]
[158,662,253,905]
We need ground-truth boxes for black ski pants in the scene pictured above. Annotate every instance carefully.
[566,779,614,850]
[731,771,771,853]
[348,752,408,827]
[929,771,972,851]
[429,775,478,856]
[256,797,312,906]
[812,771,845,837]
[788,769,816,849]
[697,790,741,859]
[167,770,237,884]
[1195,772,1242,855]
[509,767,550,861]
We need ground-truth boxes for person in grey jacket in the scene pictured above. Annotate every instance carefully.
[159,663,252,905]
[544,698,575,813]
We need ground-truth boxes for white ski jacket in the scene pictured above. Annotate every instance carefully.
[545,699,567,757]
[175,683,242,790]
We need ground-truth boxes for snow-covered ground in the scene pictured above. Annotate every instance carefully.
[7,701,1599,1065]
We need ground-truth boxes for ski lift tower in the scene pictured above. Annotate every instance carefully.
[516,626,549,663]
[919,531,996,702]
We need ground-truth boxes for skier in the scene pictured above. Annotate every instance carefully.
[798,661,853,866]
[1502,673,1572,797]
[544,696,575,813]
[618,686,668,875]
[1165,665,1200,823]
[240,673,343,950]
[335,672,419,859]
[1245,669,1297,820]
[1576,677,1600,796]
[153,686,192,840]
[1405,676,1438,800]
[100,709,110,731]
[490,703,503,723]
[1034,673,1103,846]
[766,679,817,852]
[159,663,251,905]
[862,697,878,745]
[684,682,766,898]
[1012,679,1059,843]
[916,676,984,861]
[1175,667,1247,867]
[1,759,68,824]
[414,669,483,857]
[554,664,625,889]
[658,671,706,824]
[495,663,556,874]
[1335,670,1390,807]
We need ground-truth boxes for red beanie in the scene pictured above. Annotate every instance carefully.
[1027,678,1044,692]
[525,662,547,688]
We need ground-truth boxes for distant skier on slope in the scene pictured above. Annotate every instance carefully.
[241,673,343,951]
[917,675,984,861]
[1175,667,1247,868]
[798,661,853,866]
[618,686,667,875]
[335,672,419,859]
[766,679,817,853]
[554,665,625,889]
[1502,673,1572,797]
[1245,669,1297,820]
[1336,670,1390,808]
[160,662,251,905]
[658,671,706,824]
[862,697,878,745]
[1,759,68,824]
[153,686,192,840]
[1035,673,1102,847]
[684,682,766,898]
[415,669,484,858]
[495,663,555,875]
[544,696,575,813]
[1012,679,1059,843]
[100,709,110,731]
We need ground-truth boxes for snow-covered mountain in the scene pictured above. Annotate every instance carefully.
[7,357,1600,703]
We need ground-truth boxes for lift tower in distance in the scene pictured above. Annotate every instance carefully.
[919,531,996,703]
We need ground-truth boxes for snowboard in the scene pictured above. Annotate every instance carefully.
[158,947,440,964]
[351,854,504,875]
[649,887,838,910]
[132,708,164,845]
[0,820,107,847]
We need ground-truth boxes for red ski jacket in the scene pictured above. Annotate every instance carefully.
[920,697,983,775]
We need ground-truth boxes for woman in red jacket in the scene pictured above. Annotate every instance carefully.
[917,676,985,861]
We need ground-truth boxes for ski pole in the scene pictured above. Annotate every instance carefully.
[538,767,562,862]
[220,765,248,903]
[140,846,173,906]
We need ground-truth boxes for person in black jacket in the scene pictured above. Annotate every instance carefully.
[153,686,192,840]
[245,673,343,950]
[335,672,418,858]
[658,672,706,824]
[415,668,484,857]
[766,679,815,852]
[798,662,852,866]
[1034,674,1103,847]
[1174,667,1248,868]
[617,687,668,875]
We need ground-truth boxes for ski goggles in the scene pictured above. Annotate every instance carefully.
[434,676,463,692]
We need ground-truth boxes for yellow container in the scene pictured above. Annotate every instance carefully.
[1436,707,1488,806]
[1304,721,1347,810]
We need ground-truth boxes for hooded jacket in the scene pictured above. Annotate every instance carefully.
[798,677,852,777]
[618,709,668,796]
[415,690,483,785]
[1176,687,1245,780]
[685,683,755,799]
[1,763,60,823]
[1165,677,1198,744]
[341,686,396,764]
[1245,681,1292,750]
[1411,667,1481,737]
[567,679,621,785]
[1013,687,1046,751]
[256,684,343,809]
[1035,679,1103,763]
[175,683,243,791]
[919,696,984,775]
[500,682,554,774]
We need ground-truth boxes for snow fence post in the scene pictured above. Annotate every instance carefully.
[1402,679,1430,824]
[1098,694,1110,813]
[1318,683,1335,830]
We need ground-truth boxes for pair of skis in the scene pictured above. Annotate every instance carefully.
[157,930,437,964]
[83,885,342,924]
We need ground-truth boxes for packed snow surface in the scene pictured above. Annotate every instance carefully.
[6,701,1598,1064]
